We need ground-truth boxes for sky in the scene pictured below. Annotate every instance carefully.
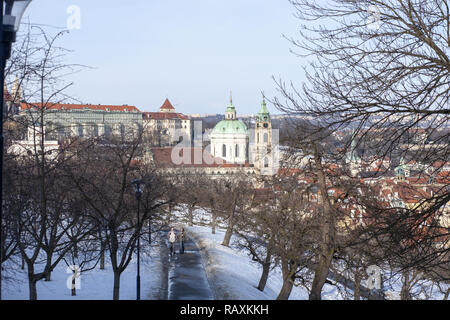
[22,0,307,115]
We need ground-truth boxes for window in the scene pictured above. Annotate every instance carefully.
[264,157,269,168]
[235,144,239,157]
[264,133,268,143]
[222,144,226,157]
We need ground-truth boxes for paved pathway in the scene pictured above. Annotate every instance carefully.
[162,230,214,300]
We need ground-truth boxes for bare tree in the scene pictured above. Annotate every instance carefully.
[2,26,95,300]
[273,0,450,297]
[216,174,256,247]
[233,187,278,292]
[66,130,166,300]
[63,229,102,296]
[177,173,210,227]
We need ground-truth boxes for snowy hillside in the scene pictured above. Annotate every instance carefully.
[184,225,344,300]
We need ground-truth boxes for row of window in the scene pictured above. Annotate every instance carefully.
[257,132,269,143]
[217,144,269,167]
[220,144,241,158]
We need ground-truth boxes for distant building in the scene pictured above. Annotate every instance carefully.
[3,78,22,118]
[345,130,362,176]
[210,96,248,164]
[142,98,192,146]
[252,97,275,175]
[207,94,276,174]
[18,102,142,140]
[8,125,59,161]
[143,94,277,180]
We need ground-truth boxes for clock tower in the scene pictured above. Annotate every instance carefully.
[254,96,272,172]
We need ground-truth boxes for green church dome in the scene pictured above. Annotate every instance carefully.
[257,97,270,122]
[211,93,248,135]
[211,119,248,135]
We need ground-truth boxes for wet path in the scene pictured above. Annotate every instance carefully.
[164,231,214,300]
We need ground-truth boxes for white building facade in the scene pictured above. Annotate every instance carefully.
[210,97,248,164]
[142,98,192,146]
[210,96,276,175]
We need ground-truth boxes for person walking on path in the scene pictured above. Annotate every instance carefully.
[168,227,177,257]
[179,227,186,254]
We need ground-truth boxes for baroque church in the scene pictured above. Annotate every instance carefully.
[209,94,276,175]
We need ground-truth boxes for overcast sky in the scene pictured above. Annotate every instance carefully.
[23,0,307,115]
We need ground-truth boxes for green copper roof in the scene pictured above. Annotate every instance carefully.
[346,129,360,162]
[395,157,407,176]
[211,119,248,135]
[226,94,236,113]
[226,104,235,113]
[212,92,248,134]
[257,97,270,122]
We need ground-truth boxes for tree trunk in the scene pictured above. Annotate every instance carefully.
[148,219,152,244]
[309,250,333,300]
[44,254,52,281]
[188,206,194,226]
[45,270,51,281]
[257,250,272,291]
[21,257,25,270]
[113,270,121,300]
[400,272,411,300]
[277,279,294,300]
[277,259,294,300]
[211,210,217,234]
[29,279,38,300]
[222,209,235,247]
[71,271,76,296]
[443,288,449,300]
[309,145,335,301]
[27,268,38,301]
[100,242,105,270]
[257,262,271,292]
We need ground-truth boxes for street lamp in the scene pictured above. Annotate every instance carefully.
[0,0,32,301]
[131,179,145,301]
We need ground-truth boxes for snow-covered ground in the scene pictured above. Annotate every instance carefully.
[174,206,449,300]
[170,205,343,300]
[2,244,165,300]
[185,225,345,300]
[3,204,447,300]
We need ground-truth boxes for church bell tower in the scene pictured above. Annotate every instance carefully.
[254,96,272,172]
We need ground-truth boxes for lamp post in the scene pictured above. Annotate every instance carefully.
[131,179,145,301]
[0,0,32,300]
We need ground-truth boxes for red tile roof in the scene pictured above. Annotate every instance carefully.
[20,102,141,112]
[160,98,175,111]
[142,112,189,120]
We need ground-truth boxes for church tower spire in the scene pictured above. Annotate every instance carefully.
[346,129,361,176]
[12,77,22,103]
[257,95,270,122]
[225,90,236,120]
[254,94,273,173]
